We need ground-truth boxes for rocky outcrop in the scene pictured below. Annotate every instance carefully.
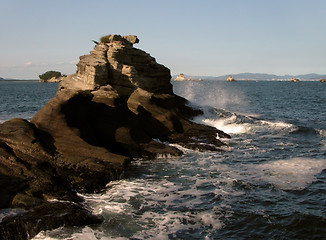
[227,75,235,81]
[290,78,300,82]
[59,35,172,97]
[174,74,203,82]
[0,34,230,239]
[174,73,187,81]
[40,76,63,83]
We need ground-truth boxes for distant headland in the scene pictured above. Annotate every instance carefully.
[0,77,38,82]
[2,72,326,82]
[172,73,326,81]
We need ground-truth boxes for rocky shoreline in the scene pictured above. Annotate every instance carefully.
[0,35,229,240]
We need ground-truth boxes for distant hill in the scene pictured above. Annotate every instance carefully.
[295,73,326,79]
[214,73,326,81]
[0,77,38,82]
[172,73,326,81]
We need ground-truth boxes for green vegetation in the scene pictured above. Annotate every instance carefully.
[100,35,112,43]
[39,71,62,81]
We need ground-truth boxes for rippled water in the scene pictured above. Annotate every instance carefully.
[1,80,325,239]
[0,81,58,122]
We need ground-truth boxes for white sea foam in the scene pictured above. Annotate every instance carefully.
[254,158,326,190]
[69,156,238,239]
[192,112,252,135]
[258,120,295,130]
[193,108,295,136]
[202,116,251,134]
[34,226,116,240]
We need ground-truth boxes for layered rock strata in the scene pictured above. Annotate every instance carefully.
[0,34,230,239]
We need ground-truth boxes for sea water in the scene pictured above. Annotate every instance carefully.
[0,81,58,123]
[0,81,325,239]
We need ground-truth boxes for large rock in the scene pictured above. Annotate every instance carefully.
[59,34,172,96]
[0,34,230,239]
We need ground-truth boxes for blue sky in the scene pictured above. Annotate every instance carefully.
[0,0,325,79]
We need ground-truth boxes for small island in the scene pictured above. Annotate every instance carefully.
[39,71,65,83]
[227,75,236,81]
[290,78,300,82]
[174,73,203,81]
[174,73,187,81]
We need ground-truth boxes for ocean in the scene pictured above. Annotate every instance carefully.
[1,80,325,239]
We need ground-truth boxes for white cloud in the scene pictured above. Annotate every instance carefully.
[69,60,78,64]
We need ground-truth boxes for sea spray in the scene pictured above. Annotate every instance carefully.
[173,81,248,111]
[28,80,326,239]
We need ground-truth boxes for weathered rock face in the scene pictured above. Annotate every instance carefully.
[0,34,230,239]
[59,34,172,96]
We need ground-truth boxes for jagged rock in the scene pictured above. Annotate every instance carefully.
[59,35,172,96]
[0,202,102,240]
[0,34,230,239]
[174,73,187,81]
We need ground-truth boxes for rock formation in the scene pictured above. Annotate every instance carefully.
[227,75,235,81]
[40,76,64,83]
[290,78,300,82]
[174,73,186,81]
[59,35,172,96]
[0,34,230,239]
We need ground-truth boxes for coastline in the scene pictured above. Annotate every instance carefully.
[0,79,39,82]
[0,35,230,239]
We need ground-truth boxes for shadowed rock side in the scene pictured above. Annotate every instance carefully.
[0,34,230,239]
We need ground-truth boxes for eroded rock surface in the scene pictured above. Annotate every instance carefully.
[0,34,229,239]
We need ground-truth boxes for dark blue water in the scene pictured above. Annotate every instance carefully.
[0,81,58,123]
[0,81,325,239]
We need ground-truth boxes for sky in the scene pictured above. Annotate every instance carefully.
[0,0,325,79]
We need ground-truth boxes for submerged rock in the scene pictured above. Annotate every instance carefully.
[0,34,230,239]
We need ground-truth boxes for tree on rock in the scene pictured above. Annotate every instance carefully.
[39,71,62,81]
